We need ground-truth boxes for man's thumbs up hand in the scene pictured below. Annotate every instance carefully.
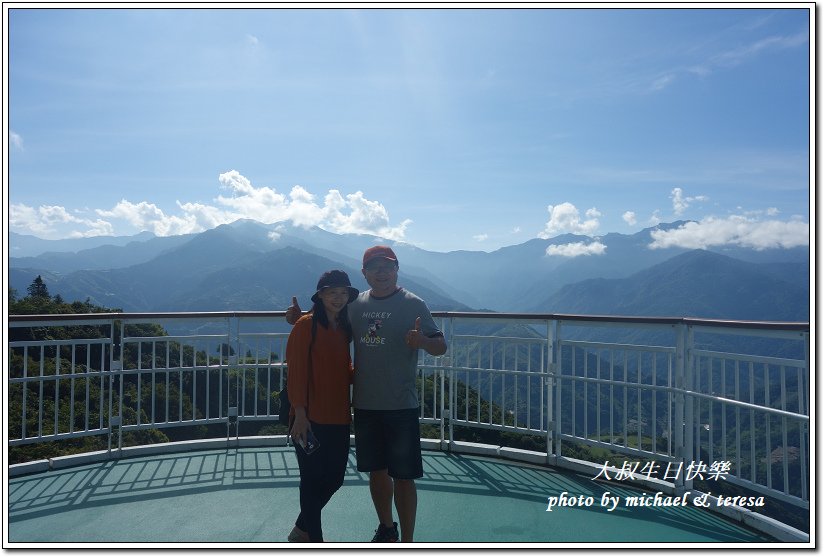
[405,317,425,349]
[286,296,302,325]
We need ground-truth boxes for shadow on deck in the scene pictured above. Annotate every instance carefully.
[7,444,775,546]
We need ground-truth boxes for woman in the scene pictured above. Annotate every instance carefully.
[285,269,358,543]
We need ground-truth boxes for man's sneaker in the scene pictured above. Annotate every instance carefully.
[371,521,399,542]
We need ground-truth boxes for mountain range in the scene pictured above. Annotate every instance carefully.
[9,220,810,322]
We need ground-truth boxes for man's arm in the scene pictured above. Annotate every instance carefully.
[285,296,303,326]
[405,317,448,356]
[422,334,447,356]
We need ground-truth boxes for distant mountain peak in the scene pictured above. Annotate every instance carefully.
[10,219,808,320]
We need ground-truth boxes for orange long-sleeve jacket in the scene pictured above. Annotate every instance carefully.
[285,314,354,425]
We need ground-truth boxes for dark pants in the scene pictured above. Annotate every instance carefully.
[294,421,351,542]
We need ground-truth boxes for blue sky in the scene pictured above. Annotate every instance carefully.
[7,6,812,254]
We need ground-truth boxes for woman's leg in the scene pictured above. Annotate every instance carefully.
[294,422,351,542]
[315,424,351,507]
[295,432,324,541]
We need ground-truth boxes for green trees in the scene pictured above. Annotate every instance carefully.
[26,275,49,299]
[9,276,293,465]
[10,276,119,319]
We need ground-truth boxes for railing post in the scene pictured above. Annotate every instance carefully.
[673,324,686,493]
[804,331,810,418]
[438,317,452,450]
[110,319,125,454]
[227,406,238,440]
[547,319,559,461]
[107,319,115,455]
[228,317,239,421]
[683,324,696,491]
[802,331,810,501]
[448,317,455,451]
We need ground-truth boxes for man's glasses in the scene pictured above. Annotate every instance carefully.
[364,264,398,273]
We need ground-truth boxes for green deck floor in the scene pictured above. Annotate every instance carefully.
[8,446,774,545]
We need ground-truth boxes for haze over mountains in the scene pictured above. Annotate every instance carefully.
[9,219,810,321]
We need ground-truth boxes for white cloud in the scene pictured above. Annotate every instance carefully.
[687,65,712,78]
[68,219,115,238]
[651,73,676,91]
[546,241,607,257]
[89,170,410,241]
[511,227,521,234]
[473,234,488,242]
[11,203,114,238]
[39,205,76,223]
[644,27,810,97]
[216,170,290,222]
[648,211,662,227]
[623,211,637,226]
[656,30,807,93]
[712,31,809,69]
[10,131,23,150]
[10,204,52,236]
[287,186,326,227]
[538,202,600,238]
[671,187,708,216]
[96,200,201,236]
[649,215,809,251]
[322,190,411,240]
[211,171,412,239]
[176,201,239,229]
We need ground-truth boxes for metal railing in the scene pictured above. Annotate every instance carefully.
[8,311,810,518]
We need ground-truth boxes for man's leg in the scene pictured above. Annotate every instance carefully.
[384,408,423,542]
[369,468,395,527]
[393,478,417,542]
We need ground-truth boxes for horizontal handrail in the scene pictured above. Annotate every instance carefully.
[10,311,810,331]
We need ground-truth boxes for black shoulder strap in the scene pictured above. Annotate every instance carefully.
[310,314,317,352]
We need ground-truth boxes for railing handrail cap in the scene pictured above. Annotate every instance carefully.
[8,310,809,332]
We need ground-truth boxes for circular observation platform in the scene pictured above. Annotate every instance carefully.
[7,441,776,546]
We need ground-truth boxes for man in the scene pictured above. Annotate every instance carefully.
[286,245,447,542]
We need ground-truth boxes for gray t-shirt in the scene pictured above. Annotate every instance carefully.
[348,288,442,410]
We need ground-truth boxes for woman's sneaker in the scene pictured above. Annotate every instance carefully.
[371,522,399,542]
[287,526,310,542]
